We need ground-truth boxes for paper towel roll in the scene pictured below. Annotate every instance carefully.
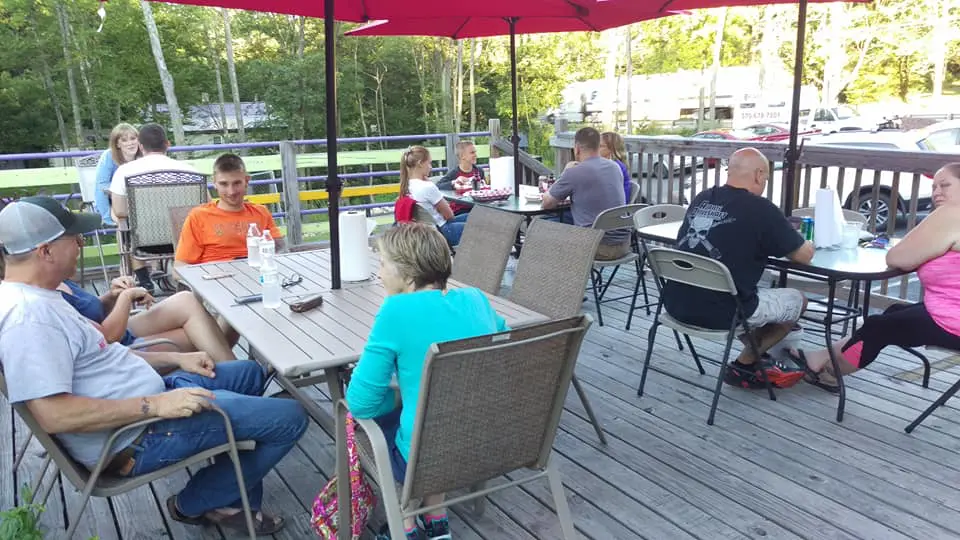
[489,156,515,192]
[814,188,845,249]
[339,210,371,282]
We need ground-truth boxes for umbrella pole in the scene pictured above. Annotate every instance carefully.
[782,0,808,216]
[325,0,342,289]
[509,18,521,196]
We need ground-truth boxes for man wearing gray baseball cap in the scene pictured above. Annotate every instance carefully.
[0,196,103,256]
[0,196,305,535]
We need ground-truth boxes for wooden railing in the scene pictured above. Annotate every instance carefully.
[551,132,960,305]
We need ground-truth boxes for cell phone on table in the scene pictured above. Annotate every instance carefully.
[202,272,235,280]
[234,293,262,305]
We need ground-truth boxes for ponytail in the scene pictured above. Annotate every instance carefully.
[399,145,431,196]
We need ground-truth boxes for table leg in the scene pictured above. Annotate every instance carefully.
[272,367,346,437]
[823,279,846,422]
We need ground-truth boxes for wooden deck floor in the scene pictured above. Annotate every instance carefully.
[6,265,960,540]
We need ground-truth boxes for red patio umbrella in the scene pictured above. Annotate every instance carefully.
[346,5,678,195]
[145,0,600,289]
[149,0,599,23]
[348,0,867,212]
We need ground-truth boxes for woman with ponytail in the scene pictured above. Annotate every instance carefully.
[400,146,468,247]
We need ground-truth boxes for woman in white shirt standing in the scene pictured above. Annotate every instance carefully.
[399,145,469,246]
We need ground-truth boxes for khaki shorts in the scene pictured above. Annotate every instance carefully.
[746,288,804,327]
[595,241,631,261]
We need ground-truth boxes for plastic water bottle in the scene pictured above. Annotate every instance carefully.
[246,223,261,268]
[259,229,276,261]
[260,255,281,309]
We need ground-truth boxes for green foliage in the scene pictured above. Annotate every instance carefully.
[0,485,45,540]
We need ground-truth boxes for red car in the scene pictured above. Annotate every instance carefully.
[691,129,756,166]
[742,123,820,142]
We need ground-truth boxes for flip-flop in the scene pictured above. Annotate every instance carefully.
[786,349,840,395]
[206,508,285,535]
[166,495,209,526]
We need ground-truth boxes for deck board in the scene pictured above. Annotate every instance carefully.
[4,267,960,539]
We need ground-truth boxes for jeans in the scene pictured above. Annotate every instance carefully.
[373,408,408,485]
[544,209,574,225]
[126,360,308,517]
[439,213,469,246]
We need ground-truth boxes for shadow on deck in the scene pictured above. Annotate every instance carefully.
[5,263,960,539]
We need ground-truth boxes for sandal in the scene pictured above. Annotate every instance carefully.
[786,349,840,395]
[206,508,285,535]
[166,495,209,526]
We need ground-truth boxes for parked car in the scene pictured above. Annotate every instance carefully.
[689,129,755,167]
[786,129,945,229]
[741,123,820,141]
[630,135,704,179]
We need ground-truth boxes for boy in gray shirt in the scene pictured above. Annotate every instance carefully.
[542,127,629,260]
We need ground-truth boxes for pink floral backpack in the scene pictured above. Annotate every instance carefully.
[311,413,377,539]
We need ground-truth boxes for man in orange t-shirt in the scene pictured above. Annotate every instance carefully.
[175,153,284,266]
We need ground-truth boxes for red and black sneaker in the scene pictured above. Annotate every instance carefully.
[723,355,805,389]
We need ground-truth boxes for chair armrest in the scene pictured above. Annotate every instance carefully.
[129,338,182,352]
[334,400,394,479]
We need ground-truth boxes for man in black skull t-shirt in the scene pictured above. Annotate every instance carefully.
[663,148,815,389]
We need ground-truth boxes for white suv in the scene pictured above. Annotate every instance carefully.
[797,129,951,229]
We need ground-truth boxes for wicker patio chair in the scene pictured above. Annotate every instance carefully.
[451,205,524,295]
[508,218,607,444]
[337,315,592,540]
[123,170,208,291]
[637,247,777,425]
[0,369,258,539]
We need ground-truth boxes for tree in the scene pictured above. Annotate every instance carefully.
[222,8,245,141]
[140,0,185,144]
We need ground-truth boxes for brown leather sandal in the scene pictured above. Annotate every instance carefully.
[206,509,285,535]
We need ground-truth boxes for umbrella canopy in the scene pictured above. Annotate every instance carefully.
[346,5,675,195]
[149,0,597,22]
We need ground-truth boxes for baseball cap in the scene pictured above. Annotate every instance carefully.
[0,196,102,255]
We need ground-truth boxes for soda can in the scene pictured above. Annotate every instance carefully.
[802,217,814,241]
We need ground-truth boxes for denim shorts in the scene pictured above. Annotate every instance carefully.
[373,408,408,485]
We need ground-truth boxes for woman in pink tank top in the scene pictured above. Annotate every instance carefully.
[794,163,960,392]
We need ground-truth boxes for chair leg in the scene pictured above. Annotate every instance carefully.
[905,377,960,433]
[470,482,487,516]
[638,322,660,397]
[625,271,643,331]
[93,229,109,284]
[545,458,577,540]
[637,253,651,316]
[900,347,932,389]
[684,335,705,374]
[590,270,605,327]
[63,483,97,540]
[38,459,57,506]
[571,375,607,445]
[14,432,33,472]
[673,330,685,352]
[707,331,737,426]
[31,454,53,501]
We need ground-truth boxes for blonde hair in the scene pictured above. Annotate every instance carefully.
[601,132,625,163]
[109,123,141,166]
[377,222,451,290]
[399,145,431,196]
[939,163,960,180]
[455,140,476,159]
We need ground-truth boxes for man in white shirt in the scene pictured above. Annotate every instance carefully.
[109,123,200,291]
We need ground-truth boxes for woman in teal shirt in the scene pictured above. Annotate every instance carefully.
[346,223,507,540]
[93,123,141,226]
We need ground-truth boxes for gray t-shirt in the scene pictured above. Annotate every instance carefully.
[0,281,165,467]
[548,156,628,245]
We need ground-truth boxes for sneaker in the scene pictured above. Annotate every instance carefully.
[724,355,804,389]
[419,515,452,540]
